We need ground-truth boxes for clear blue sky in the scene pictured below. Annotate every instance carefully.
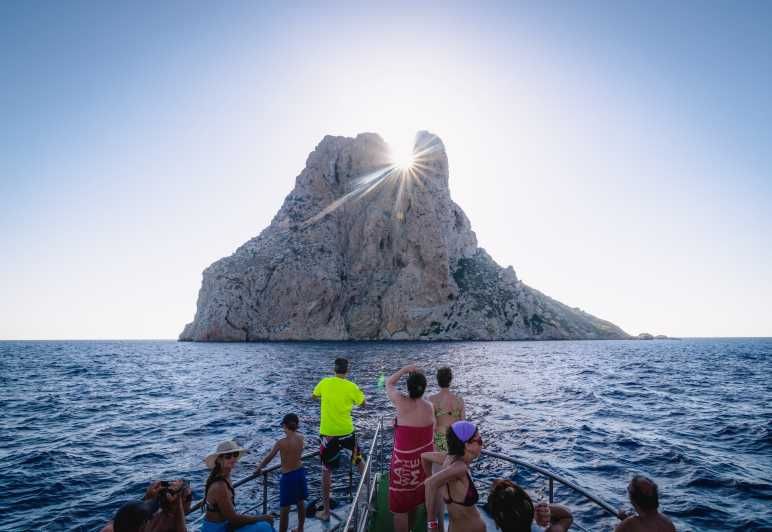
[1,1,770,339]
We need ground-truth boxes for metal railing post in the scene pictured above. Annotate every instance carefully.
[480,449,620,520]
[343,417,382,531]
[549,478,554,503]
[379,417,384,473]
[262,472,268,514]
[349,455,354,502]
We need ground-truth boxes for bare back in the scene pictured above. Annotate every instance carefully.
[429,390,464,432]
[277,431,304,473]
[616,513,676,532]
[394,396,435,427]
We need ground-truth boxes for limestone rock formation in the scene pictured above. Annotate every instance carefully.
[180,132,629,341]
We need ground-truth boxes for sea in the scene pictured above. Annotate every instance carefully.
[0,339,769,531]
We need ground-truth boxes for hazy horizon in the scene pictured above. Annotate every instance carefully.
[2,1,770,339]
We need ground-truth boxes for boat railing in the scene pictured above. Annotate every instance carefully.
[186,418,383,529]
[480,449,620,530]
[186,422,619,531]
[340,436,621,532]
[341,416,385,532]
[186,449,322,526]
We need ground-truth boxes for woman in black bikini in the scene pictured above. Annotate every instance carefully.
[202,441,274,532]
[422,421,485,532]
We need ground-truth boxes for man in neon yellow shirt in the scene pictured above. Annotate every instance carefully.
[312,357,366,521]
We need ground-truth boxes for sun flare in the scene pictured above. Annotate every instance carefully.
[388,137,416,170]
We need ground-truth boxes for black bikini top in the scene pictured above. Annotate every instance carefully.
[203,477,235,514]
[444,471,479,507]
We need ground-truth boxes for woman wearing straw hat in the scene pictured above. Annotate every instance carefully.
[202,441,275,532]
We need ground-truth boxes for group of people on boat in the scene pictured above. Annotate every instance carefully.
[384,362,572,532]
[102,357,676,532]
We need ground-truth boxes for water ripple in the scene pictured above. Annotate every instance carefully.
[0,338,770,531]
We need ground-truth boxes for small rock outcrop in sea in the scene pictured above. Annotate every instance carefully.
[180,132,629,341]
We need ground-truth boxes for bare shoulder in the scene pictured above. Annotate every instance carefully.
[446,459,468,476]
[614,516,637,532]
[661,514,676,531]
[207,478,228,497]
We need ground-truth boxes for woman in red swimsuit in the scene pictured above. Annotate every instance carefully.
[422,421,485,532]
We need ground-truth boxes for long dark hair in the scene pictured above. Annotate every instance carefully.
[488,479,534,532]
[406,371,427,399]
[204,458,225,503]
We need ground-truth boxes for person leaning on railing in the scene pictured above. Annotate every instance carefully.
[422,421,486,532]
[200,441,274,532]
[101,479,192,532]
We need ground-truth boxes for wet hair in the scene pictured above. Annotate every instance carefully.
[488,479,534,532]
[282,413,299,431]
[446,425,477,456]
[437,367,453,388]
[628,475,659,511]
[334,357,349,374]
[406,371,427,398]
[113,499,158,532]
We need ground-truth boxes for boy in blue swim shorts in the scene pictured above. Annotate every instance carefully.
[256,413,308,532]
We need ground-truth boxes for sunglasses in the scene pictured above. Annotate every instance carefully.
[221,452,240,459]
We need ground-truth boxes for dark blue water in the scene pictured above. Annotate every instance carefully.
[0,339,770,531]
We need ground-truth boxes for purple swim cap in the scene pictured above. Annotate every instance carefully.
[450,420,477,443]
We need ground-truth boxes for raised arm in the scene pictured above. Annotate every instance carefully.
[386,364,417,404]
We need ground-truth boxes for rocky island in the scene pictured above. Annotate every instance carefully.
[180,132,629,341]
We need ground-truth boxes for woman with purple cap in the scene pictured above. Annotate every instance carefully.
[422,421,485,532]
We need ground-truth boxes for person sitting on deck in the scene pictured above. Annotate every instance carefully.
[255,413,308,532]
[487,479,573,532]
[102,479,192,532]
[422,421,486,532]
[311,357,366,521]
[615,475,676,532]
[386,364,435,532]
[201,441,274,532]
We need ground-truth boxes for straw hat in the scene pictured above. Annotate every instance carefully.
[204,441,248,469]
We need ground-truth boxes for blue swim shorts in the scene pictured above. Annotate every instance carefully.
[279,466,309,507]
[201,518,273,531]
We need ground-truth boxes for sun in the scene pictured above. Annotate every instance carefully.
[388,137,416,170]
